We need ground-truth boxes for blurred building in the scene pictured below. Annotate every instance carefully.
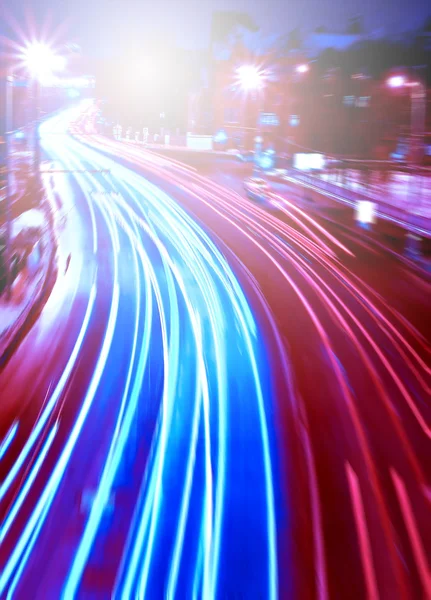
[303,32,364,57]
[202,45,431,159]
[190,14,431,159]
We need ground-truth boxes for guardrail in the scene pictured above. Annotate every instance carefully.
[273,169,431,238]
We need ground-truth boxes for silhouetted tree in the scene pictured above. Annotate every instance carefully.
[285,28,302,51]
[347,15,364,35]
[316,47,341,72]
[210,11,258,46]
[422,15,431,33]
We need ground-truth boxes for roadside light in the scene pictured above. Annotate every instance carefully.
[237,65,264,91]
[22,42,66,79]
[355,201,376,226]
[258,152,275,170]
[387,75,406,89]
[214,129,228,144]
[296,63,309,74]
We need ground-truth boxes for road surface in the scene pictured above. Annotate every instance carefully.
[1,109,430,599]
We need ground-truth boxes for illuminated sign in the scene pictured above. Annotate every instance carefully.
[259,113,280,127]
[343,95,371,107]
[356,96,371,107]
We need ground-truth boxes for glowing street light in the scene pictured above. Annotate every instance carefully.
[2,41,67,300]
[386,73,426,166]
[236,65,264,91]
[21,42,66,80]
[295,63,309,74]
[20,43,67,181]
[387,75,406,88]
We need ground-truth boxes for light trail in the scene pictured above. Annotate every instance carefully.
[86,130,430,599]
[1,108,280,600]
[2,103,429,600]
[0,423,19,461]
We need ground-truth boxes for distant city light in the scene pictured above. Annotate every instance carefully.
[387,75,406,88]
[237,65,264,91]
[294,153,325,171]
[214,129,228,144]
[258,152,275,170]
[258,113,280,127]
[296,64,309,74]
[355,201,376,225]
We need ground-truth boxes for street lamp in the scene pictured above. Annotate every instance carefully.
[2,41,65,299]
[387,75,406,88]
[386,73,426,166]
[236,65,264,91]
[20,43,66,178]
[28,45,65,179]
[295,63,309,74]
[235,65,266,155]
[22,42,67,80]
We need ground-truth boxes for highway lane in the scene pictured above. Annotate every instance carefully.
[83,134,431,599]
[0,109,282,599]
[1,105,430,599]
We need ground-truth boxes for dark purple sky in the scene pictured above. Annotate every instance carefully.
[2,0,430,54]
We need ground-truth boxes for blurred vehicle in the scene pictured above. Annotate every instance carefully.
[244,177,271,202]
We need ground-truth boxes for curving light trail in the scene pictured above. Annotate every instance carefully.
[1,102,430,600]
[0,108,280,600]
[83,128,431,599]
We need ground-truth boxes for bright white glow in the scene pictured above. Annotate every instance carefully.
[294,153,325,171]
[387,75,406,88]
[214,129,228,144]
[22,43,66,79]
[237,65,264,91]
[51,55,67,72]
[356,201,376,225]
[296,64,309,74]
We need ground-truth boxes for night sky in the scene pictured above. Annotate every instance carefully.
[1,0,430,55]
